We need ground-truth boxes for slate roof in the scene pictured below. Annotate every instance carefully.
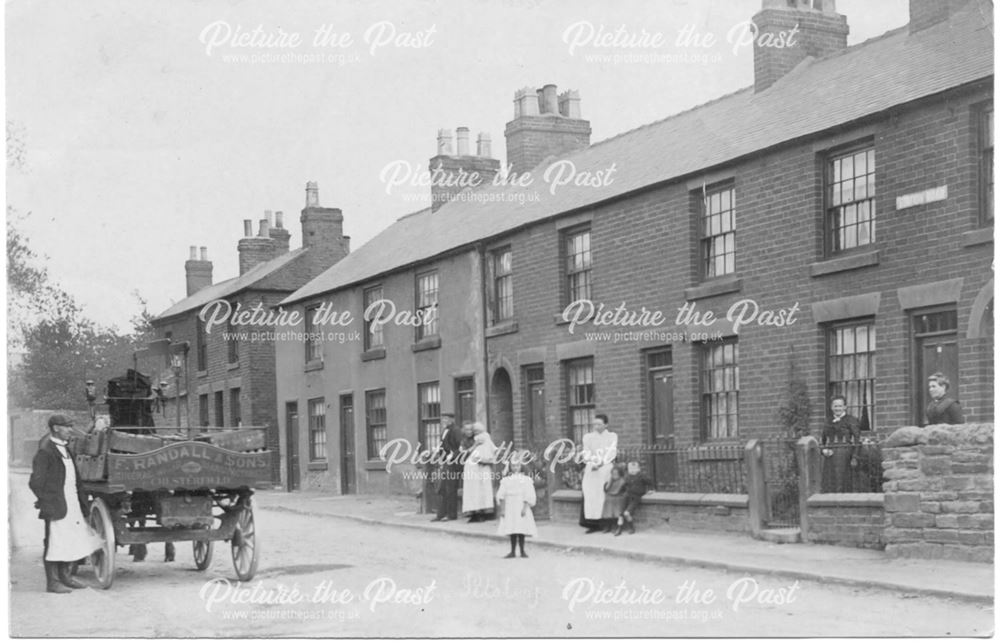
[155,248,307,320]
[282,4,993,306]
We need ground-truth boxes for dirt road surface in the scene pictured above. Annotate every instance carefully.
[8,481,993,637]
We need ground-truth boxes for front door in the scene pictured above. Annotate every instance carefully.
[525,366,545,446]
[340,395,356,494]
[647,349,675,490]
[285,402,300,491]
[913,309,960,425]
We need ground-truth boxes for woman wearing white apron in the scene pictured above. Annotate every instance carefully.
[461,422,497,522]
[29,415,103,593]
[580,413,617,533]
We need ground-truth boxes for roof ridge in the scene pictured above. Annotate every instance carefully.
[586,85,753,151]
[396,206,432,221]
[587,22,918,151]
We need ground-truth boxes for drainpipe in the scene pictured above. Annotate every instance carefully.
[478,243,491,431]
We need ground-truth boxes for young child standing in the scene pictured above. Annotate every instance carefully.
[601,464,627,533]
[617,460,653,536]
[496,452,537,558]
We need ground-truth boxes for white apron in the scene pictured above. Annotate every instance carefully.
[462,435,496,513]
[496,473,537,537]
[45,449,104,562]
[581,430,617,520]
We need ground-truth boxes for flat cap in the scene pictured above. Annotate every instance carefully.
[47,414,75,428]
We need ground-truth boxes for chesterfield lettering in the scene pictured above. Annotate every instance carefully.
[108,443,271,489]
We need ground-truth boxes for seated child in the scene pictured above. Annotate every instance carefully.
[601,464,627,533]
[617,460,653,535]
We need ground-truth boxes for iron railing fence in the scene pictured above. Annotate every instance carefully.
[819,434,883,493]
[556,443,747,494]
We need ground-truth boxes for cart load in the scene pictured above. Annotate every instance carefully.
[76,368,269,588]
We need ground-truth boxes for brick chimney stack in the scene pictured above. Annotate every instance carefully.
[237,214,277,275]
[269,210,291,254]
[752,0,848,93]
[504,83,591,175]
[909,0,971,32]
[300,181,350,267]
[429,127,501,212]
[184,245,213,295]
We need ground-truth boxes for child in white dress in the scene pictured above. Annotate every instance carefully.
[496,452,537,558]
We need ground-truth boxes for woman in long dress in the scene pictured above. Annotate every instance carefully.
[580,414,617,533]
[461,422,497,522]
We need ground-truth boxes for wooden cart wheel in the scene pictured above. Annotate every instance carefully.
[193,540,214,570]
[231,503,258,581]
[88,498,116,590]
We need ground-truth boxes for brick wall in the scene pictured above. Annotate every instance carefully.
[753,8,849,92]
[881,423,993,562]
[806,495,885,548]
[504,116,591,175]
[275,250,486,496]
[551,490,749,532]
[486,83,992,459]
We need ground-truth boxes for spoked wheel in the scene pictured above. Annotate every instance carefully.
[230,502,258,581]
[193,540,214,571]
[88,497,116,589]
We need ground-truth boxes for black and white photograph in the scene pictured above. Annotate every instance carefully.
[6,0,995,637]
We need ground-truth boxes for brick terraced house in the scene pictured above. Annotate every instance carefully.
[275,0,993,496]
[149,182,350,483]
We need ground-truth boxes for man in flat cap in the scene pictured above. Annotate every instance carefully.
[431,412,461,522]
[29,414,102,592]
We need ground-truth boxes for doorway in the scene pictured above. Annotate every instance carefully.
[913,308,959,425]
[285,401,300,491]
[340,394,356,494]
[490,368,514,447]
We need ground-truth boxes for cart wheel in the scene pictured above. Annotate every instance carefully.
[230,503,258,581]
[193,540,213,571]
[88,498,116,590]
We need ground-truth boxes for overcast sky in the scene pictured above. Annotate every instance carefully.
[7,0,910,330]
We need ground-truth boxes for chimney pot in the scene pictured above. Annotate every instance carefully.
[189,245,198,260]
[541,84,558,114]
[275,211,284,229]
[305,181,320,207]
[505,83,591,175]
[265,209,273,227]
[456,127,470,156]
[558,89,582,118]
[243,219,253,237]
[258,218,270,237]
[436,128,454,156]
[515,87,539,117]
[476,132,493,158]
[199,246,208,261]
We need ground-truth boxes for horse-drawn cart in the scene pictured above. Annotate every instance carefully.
[74,370,273,589]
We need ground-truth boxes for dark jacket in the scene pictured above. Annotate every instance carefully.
[28,436,87,521]
[926,397,964,425]
[623,473,653,498]
[823,413,862,459]
[436,426,463,473]
[822,413,861,444]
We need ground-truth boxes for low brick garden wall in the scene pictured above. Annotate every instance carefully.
[551,490,749,533]
[881,424,993,562]
[805,493,884,549]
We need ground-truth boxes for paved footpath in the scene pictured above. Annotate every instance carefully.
[253,489,994,604]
